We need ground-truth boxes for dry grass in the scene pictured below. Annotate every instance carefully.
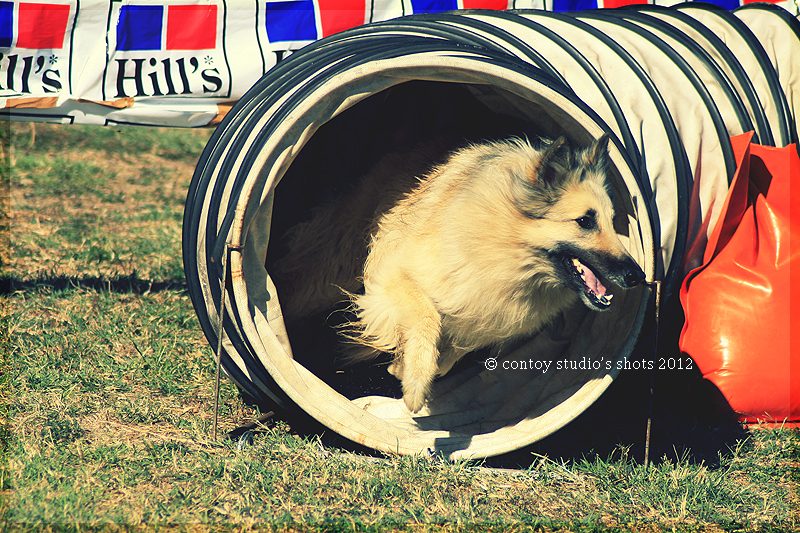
[5,122,205,282]
[0,122,798,532]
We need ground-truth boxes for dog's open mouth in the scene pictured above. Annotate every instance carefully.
[571,257,613,309]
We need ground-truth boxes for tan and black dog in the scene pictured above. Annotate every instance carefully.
[275,134,645,412]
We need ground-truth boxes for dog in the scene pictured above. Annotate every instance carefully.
[273,134,645,413]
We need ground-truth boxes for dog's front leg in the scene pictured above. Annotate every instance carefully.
[378,275,441,413]
[400,313,441,413]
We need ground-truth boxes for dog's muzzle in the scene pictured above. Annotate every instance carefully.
[619,259,646,288]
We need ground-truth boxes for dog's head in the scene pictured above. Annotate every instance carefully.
[513,134,645,311]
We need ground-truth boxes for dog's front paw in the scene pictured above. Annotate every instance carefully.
[401,358,435,413]
[402,387,426,414]
[390,359,427,412]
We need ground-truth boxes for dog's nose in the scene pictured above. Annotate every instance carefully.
[624,263,645,287]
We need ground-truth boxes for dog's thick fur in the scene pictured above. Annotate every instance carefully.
[274,134,644,413]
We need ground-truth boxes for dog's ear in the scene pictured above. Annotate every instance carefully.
[582,133,611,172]
[532,136,568,186]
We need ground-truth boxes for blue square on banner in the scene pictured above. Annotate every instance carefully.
[552,0,597,12]
[265,0,317,42]
[704,0,740,9]
[410,0,458,13]
[0,1,13,48]
[117,5,163,51]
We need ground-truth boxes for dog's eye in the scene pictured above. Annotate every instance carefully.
[576,215,596,230]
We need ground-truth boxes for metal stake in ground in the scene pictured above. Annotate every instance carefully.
[644,279,661,469]
[213,243,234,441]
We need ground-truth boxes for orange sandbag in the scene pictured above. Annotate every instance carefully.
[679,132,800,425]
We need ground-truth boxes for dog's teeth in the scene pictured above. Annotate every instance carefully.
[596,293,613,306]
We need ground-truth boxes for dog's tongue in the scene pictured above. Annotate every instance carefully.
[574,258,607,297]
[585,265,607,296]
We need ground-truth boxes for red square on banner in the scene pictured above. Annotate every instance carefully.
[317,0,366,37]
[166,5,218,50]
[462,0,508,9]
[16,3,70,49]
[601,0,647,7]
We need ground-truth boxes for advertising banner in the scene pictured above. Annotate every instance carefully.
[1,0,797,127]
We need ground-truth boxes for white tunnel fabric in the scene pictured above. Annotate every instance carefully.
[733,4,800,148]
[625,6,775,147]
[676,4,794,148]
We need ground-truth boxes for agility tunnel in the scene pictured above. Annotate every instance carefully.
[183,3,799,458]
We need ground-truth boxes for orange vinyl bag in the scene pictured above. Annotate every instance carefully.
[679,132,800,425]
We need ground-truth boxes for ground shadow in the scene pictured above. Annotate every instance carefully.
[238,294,750,469]
[490,299,749,469]
[0,274,188,295]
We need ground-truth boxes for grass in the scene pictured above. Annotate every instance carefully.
[1,122,798,532]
